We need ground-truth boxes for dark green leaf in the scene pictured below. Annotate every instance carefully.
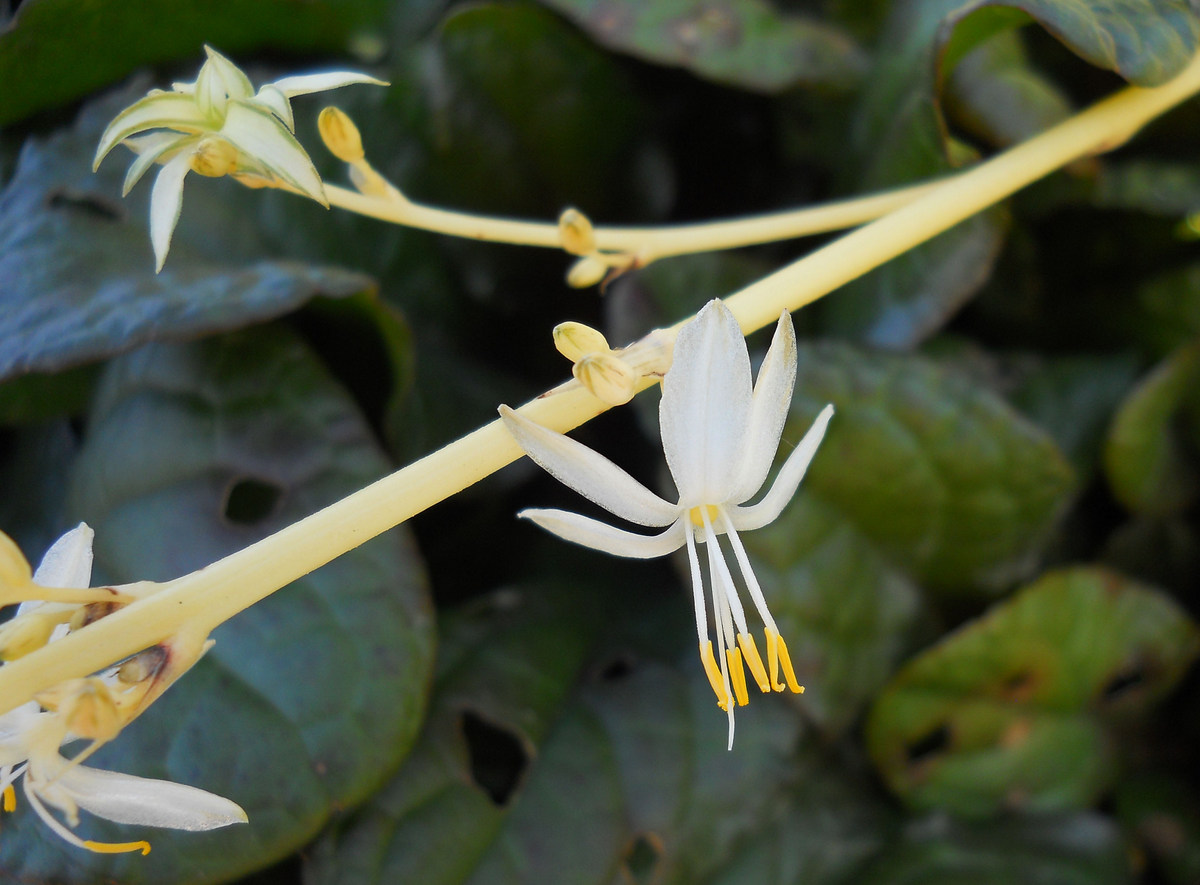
[866,567,1199,817]
[0,325,435,883]
[535,0,868,92]
[1116,773,1200,885]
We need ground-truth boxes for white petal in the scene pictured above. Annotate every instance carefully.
[32,524,94,589]
[501,406,679,527]
[220,101,326,204]
[253,84,294,132]
[202,46,254,101]
[729,404,833,531]
[660,300,752,506]
[57,764,247,831]
[122,132,192,196]
[270,71,389,97]
[730,310,797,503]
[519,509,686,558]
[94,94,210,170]
[193,54,228,118]
[150,152,193,273]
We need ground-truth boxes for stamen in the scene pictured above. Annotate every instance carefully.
[737,633,770,692]
[84,840,151,855]
[725,648,749,706]
[2,785,15,812]
[700,641,729,710]
[765,629,783,691]
[775,634,805,694]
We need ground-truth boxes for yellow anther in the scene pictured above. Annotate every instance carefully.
[84,840,151,855]
[765,629,783,691]
[566,255,608,288]
[553,322,610,363]
[558,208,596,256]
[737,633,770,692]
[3,785,15,812]
[725,648,749,707]
[700,641,729,711]
[189,137,237,177]
[318,106,365,163]
[574,354,637,406]
[775,634,804,694]
[688,505,720,528]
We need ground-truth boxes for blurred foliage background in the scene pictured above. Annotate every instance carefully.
[4,0,1200,882]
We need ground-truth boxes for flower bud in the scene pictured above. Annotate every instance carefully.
[190,137,238,177]
[566,255,608,289]
[38,679,123,743]
[319,106,365,163]
[573,353,637,406]
[0,613,58,660]
[553,322,610,363]
[558,208,596,255]
[0,531,32,593]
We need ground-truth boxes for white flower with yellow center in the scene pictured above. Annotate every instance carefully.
[93,45,386,271]
[501,299,833,747]
[0,525,246,854]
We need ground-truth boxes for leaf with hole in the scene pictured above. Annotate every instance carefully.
[866,567,1199,817]
[0,324,435,884]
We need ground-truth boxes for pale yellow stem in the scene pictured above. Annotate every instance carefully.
[2,52,1199,715]
[323,179,942,263]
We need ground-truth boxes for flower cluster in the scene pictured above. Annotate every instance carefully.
[93,46,385,271]
[502,299,833,747]
[0,526,245,854]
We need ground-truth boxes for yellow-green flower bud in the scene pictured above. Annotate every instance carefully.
[558,208,596,256]
[566,255,608,288]
[0,613,57,660]
[319,106,365,163]
[573,353,637,406]
[553,322,610,363]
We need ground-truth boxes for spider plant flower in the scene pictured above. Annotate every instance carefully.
[93,45,386,271]
[501,300,834,747]
[0,525,246,854]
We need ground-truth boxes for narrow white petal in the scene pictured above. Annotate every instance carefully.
[730,404,833,532]
[220,101,326,204]
[32,524,94,589]
[58,764,248,831]
[519,509,686,558]
[150,153,193,272]
[193,55,227,118]
[94,94,210,170]
[730,311,797,503]
[501,406,679,527]
[660,300,752,506]
[253,84,295,132]
[122,133,192,196]
[203,46,254,101]
[271,71,389,97]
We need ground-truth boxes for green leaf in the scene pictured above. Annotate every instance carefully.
[866,567,1199,817]
[1132,263,1200,357]
[1104,341,1200,516]
[0,324,435,883]
[791,341,1076,595]
[1116,773,1200,885]
[306,586,809,885]
[0,0,391,126]
[535,0,868,92]
[0,90,375,382]
[857,812,1132,884]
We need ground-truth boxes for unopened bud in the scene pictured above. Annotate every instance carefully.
[558,208,596,256]
[566,255,608,289]
[0,613,58,660]
[38,679,123,743]
[319,106,365,163]
[68,601,119,632]
[553,322,610,363]
[190,137,238,177]
[574,353,637,406]
[118,647,167,685]
[0,531,32,593]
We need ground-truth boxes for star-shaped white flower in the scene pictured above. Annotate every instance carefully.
[93,45,386,271]
[0,525,246,854]
[501,299,833,747]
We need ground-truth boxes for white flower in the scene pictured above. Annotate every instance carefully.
[501,299,833,748]
[0,525,247,854]
[93,45,386,271]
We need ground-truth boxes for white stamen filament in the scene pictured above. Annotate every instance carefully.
[719,510,780,636]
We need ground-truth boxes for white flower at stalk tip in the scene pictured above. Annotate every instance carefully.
[500,299,834,748]
[0,524,247,855]
[92,45,387,272]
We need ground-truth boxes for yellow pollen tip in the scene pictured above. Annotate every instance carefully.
[775,634,804,694]
[689,505,720,528]
[725,648,749,706]
[700,641,730,711]
[737,633,770,692]
[84,840,151,855]
[765,629,783,691]
[2,785,15,812]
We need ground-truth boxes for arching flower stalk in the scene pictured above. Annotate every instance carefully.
[501,299,833,747]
